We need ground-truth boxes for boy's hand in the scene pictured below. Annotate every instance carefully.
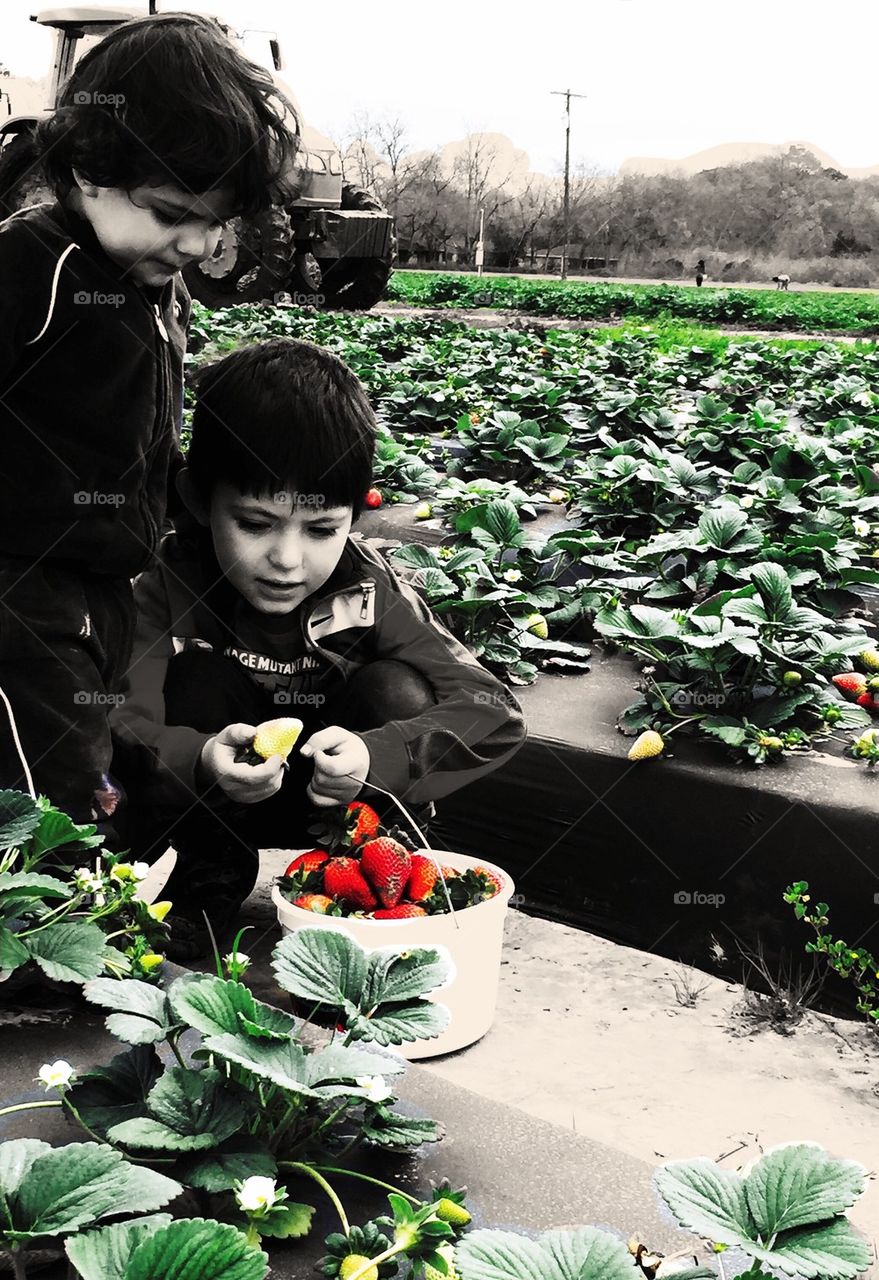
[299,727,370,807]
[200,723,285,804]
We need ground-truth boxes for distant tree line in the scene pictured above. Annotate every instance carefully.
[339,124,879,280]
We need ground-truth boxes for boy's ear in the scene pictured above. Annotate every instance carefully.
[70,168,100,200]
[175,467,211,527]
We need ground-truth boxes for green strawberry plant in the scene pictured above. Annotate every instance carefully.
[3,930,449,1232]
[785,882,879,1028]
[391,498,591,684]
[0,790,170,987]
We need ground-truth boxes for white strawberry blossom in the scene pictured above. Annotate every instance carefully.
[37,1060,76,1090]
[502,569,522,584]
[355,1075,392,1103]
[73,866,102,894]
[224,951,250,972]
[853,518,870,538]
[235,1176,279,1213]
[740,495,755,509]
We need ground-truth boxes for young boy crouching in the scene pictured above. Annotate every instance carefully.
[110,338,527,957]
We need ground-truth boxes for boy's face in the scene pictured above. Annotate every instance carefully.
[72,175,235,287]
[208,484,355,616]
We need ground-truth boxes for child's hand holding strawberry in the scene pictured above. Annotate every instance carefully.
[200,723,286,804]
[300,727,370,807]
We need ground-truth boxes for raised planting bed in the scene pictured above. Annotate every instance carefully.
[431,650,879,1015]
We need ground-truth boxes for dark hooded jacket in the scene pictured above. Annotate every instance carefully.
[0,200,190,576]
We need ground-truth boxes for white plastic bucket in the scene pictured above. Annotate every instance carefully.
[272,849,514,1059]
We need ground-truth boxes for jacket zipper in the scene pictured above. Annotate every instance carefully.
[301,580,377,669]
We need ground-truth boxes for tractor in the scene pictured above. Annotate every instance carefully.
[0,5,396,309]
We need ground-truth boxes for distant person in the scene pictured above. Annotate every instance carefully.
[695,259,706,287]
[772,274,791,291]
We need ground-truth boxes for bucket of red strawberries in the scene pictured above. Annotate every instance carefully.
[272,798,514,1059]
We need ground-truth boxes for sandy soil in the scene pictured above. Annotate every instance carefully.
[419,909,879,1255]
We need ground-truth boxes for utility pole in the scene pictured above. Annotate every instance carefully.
[550,89,586,279]
[475,206,485,276]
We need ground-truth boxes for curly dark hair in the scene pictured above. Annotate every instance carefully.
[187,339,377,517]
[34,12,298,215]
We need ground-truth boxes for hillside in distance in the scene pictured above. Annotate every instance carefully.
[620,140,879,179]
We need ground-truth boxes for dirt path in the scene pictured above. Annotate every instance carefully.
[374,301,867,343]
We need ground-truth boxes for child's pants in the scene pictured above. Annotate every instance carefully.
[114,649,441,923]
[0,559,133,834]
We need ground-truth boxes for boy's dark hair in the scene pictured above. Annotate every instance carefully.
[187,339,377,517]
[35,13,298,215]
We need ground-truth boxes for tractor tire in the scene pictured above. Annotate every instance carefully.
[316,183,396,310]
[182,206,293,309]
[0,131,55,220]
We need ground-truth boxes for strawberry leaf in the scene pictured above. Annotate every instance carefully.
[65,1214,173,1280]
[123,1218,268,1280]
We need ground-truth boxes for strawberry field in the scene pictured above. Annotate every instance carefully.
[388,270,879,333]
[187,303,879,771]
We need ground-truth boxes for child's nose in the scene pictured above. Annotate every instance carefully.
[175,222,223,263]
[270,532,305,572]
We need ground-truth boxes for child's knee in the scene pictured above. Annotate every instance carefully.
[342,660,436,730]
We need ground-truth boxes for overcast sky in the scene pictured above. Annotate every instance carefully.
[2,0,878,175]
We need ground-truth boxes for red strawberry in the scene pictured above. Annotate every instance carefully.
[440,865,460,880]
[407,853,438,902]
[360,837,413,908]
[323,857,377,911]
[364,487,383,509]
[346,801,381,847]
[471,865,503,897]
[373,903,427,919]
[284,850,329,878]
[857,692,879,715]
[833,672,868,698]
[292,893,335,913]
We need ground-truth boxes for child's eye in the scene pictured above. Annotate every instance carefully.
[237,519,270,533]
[153,209,181,227]
[309,527,338,538]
